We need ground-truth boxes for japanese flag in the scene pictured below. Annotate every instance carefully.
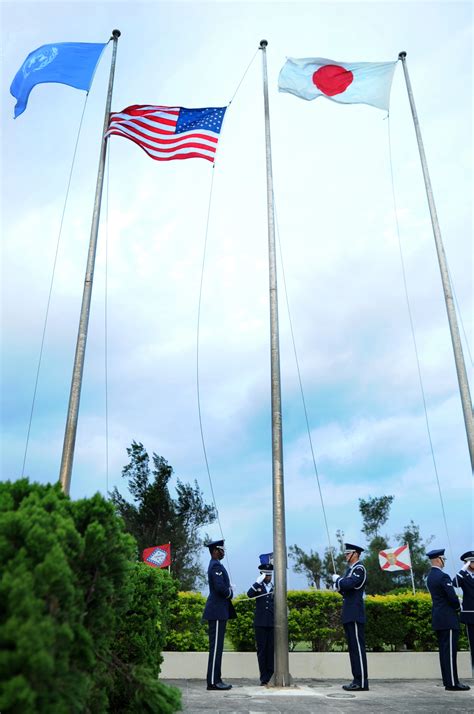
[278,57,397,111]
[379,545,412,571]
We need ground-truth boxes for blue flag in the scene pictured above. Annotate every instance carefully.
[10,42,106,118]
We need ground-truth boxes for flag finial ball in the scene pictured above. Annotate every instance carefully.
[398,51,407,60]
[260,40,268,49]
[112,29,121,39]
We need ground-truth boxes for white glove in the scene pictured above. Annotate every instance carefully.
[256,573,266,584]
[462,561,471,571]
[331,573,340,583]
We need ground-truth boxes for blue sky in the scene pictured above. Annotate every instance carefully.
[1,1,472,592]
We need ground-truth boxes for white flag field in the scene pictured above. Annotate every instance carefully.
[378,545,412,572]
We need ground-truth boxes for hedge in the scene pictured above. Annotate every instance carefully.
[165,592,208,651]
[0,479,181,714]
[167,589,468,653]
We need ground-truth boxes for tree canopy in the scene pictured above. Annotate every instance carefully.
[110,441,216,590]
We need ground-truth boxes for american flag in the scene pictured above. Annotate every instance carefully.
[106,104,227,162]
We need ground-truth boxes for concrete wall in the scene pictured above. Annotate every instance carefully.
[161,651,472,679]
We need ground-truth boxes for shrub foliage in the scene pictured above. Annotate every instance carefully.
[0,479,180,714]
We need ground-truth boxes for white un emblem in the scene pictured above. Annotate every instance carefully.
[23,46,59,78]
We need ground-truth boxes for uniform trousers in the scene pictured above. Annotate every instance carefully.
[343,621,368,688]
[435,629,459,687]
[206,619,227,686]
[255,626,274,684]
[465,624,474,667]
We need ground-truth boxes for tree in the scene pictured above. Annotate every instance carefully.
[110,441,216,590]
[359,495,394,539]
[288,544,323,588]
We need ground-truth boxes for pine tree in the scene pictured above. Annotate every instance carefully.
[111,441,216,589]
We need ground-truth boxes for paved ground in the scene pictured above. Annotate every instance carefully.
[162,678,474,713]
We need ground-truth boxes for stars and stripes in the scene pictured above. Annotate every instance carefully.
[106,104,227,162]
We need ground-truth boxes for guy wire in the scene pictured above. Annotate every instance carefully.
[273,197,337,574]
[386,116,454,564]
[195,47,264,586]
[20,95,90,479]
[104,143,111,496]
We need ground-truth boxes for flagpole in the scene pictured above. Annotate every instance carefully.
[259,39,291,687]
[59,30,121,495]
[398,52,474,474]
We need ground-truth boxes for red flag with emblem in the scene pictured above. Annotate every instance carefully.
[142,543,171,569]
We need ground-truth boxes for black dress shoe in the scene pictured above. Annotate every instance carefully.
[445,683,470,691]
[342,683,369,691]
[260,681,269,686]
[207,682,232,690]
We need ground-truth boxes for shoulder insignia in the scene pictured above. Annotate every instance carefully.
[215,570,223,576]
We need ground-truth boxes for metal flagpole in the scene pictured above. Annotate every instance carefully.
[59,30,121,495]
[406,544,416,595]
[259,39,291,687]
[399,52,474,474]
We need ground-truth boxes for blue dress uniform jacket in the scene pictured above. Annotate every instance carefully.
[247,582,274,627]
[426,567,460,630]
[203,558,236,621]
[336,562,367,624]
[453,568,474,624]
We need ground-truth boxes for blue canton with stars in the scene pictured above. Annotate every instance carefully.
[176,106,226,134]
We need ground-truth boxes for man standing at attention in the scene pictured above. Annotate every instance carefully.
[333,543,368,691]
[247,555,274,685]
[202,539,236,691]
[453,549,474,668]
[426,548,470,691]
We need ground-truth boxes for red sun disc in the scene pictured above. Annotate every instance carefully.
[312,64,353,96]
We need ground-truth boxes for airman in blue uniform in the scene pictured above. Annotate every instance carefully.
[333,543,368,691]
[426,548,470,691]
[453,549,474,668]
[202,539,236,690]
[247,557,274,685]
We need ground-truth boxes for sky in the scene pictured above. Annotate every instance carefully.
[1,0,472,593]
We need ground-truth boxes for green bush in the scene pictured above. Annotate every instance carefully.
[165,591,208,651]
[225,588,468,653]
[288,590,345,652]
[0,479,180,714]
[110,563,180,713]
[225,595,256,651]
[226,590,345,652]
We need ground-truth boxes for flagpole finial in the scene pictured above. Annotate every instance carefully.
[260,40,268,49]
[112,29,121,39]
[398,51,407,60]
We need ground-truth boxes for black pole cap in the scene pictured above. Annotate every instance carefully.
[398,51,407,60]
[112,29,121,39]
[260,39,268,49]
